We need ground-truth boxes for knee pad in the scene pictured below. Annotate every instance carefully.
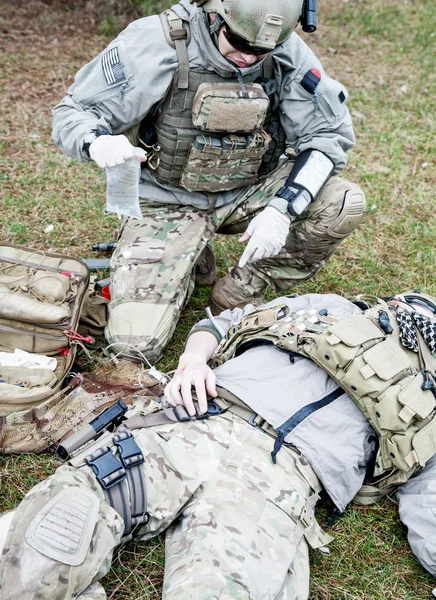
[25,488,100,566]
[326,181,366,239]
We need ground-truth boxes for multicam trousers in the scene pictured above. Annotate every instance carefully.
[0,413,331,600]
[106,160,365,360]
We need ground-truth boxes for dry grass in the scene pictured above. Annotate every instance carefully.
[0,0,435,597]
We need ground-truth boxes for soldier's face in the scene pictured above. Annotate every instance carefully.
[209,14,269,68]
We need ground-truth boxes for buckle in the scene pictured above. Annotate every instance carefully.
[248,412,265,429]
[173,405,192,422]
[174,400,226,422]
[205,400,226,417]
[85,447,126,490]
[113,431,144,468]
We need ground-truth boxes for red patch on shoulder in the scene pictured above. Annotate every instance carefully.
[310,68,321,79]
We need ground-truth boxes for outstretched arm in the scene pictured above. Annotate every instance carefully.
[165,331,219,417]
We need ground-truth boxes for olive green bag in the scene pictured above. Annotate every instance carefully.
[0,245,90,419]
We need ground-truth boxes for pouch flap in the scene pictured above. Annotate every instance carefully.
[398,373,436,419]
[412,418,436,467]
[192,82,269,132]
[327,314,384,347]
[363,337,411,381]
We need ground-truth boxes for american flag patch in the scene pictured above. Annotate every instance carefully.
[101,47,126,85]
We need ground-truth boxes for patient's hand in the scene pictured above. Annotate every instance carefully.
[165,351,217,417]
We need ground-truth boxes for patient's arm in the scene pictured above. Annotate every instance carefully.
[397,453,436,576]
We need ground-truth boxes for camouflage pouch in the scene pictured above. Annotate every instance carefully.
[180,130,271,192]
[0,245,90,418]
[191,82,269,132]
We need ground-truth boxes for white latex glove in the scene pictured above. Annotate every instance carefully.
[164,351,217,417]
[89,134,147,168]
[238,206,291,268]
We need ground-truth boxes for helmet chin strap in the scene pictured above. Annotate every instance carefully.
[209,12,224,35]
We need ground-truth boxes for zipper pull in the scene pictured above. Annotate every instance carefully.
[237,70,248,99]
[64,329,94,344]
[119,83,128,110]
[313,92,320,117]
[271,431,285,464]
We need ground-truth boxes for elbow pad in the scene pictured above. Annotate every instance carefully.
[270,149,334,218]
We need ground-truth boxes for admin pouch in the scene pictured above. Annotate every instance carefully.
[0,245,90,421]
[210,294,436,503]
[191,82,269,132]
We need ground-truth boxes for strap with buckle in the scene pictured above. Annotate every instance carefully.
[85,447,126,490]
[113,431,149,533]
[173,399,227,422]
[113,431,145,468]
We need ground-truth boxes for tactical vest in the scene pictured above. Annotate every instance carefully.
[139,9,286,193]
[210,295,436,499]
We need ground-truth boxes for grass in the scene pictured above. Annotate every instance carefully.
[0,0,435,597]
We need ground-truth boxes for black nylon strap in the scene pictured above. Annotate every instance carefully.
[277,387,345,437]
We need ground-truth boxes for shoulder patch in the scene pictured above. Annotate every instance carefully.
[102,47,127,86]
[300,68,321,95]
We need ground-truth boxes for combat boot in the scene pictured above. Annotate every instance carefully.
[209,269,266,315]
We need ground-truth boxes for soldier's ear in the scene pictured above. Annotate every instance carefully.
[208,12,217,24]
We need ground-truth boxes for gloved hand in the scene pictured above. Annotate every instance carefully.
[164,351,217,417]
[89,134,147,168]
[238,206,291,268]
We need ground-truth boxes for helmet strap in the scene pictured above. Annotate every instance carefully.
[209,12,224,35]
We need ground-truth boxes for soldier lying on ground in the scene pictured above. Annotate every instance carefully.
[52,0,366,362]
[1,291,435,599]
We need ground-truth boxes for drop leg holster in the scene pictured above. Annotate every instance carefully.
[78,400,226,541]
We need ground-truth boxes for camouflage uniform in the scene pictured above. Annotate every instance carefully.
[107,159,365,361]
[0,412,331,600]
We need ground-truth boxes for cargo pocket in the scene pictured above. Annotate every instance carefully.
[243,492,306,599]
[111,240,165,302]
[243,491,331,599]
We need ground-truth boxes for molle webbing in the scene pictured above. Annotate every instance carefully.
[153,68,264,187]
[210,298,436,487]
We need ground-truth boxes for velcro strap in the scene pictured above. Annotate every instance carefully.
[298,500,334,550]
[360,364,376,379]
[398,405,415,424]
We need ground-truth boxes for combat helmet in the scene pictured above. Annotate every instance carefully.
[195,0,305,50]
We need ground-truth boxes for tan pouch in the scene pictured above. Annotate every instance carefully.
[192,82,269,132]
[0,245,90,419]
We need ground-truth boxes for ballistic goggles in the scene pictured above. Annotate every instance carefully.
[223,25,273,56]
